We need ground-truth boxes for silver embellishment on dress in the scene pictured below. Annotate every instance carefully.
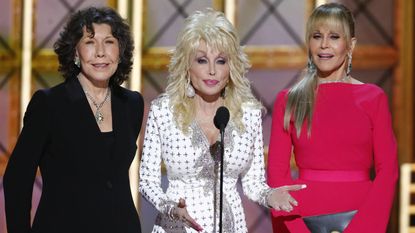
[190,121,235,232]
[152,93,168,108]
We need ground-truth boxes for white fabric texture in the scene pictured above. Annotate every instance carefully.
[139,95,271,233]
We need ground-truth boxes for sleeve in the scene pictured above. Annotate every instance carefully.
[344,90,399,233]
[240,108,273,207]
[3,90,51,233]
[266,91,298,217]
[139,102,175,215]
[130,91,144,137]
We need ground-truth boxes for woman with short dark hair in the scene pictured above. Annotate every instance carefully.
[4,6,143,233]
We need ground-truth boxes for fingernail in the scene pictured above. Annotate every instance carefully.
[301,184,307,188]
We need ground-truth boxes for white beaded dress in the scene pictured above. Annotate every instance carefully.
[139,95,271,233]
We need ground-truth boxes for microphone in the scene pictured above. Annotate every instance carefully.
[214,106,230,132]
[213,106,229,233]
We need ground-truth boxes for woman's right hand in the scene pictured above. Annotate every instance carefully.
[267,184,306,212]
[172,198,204,232]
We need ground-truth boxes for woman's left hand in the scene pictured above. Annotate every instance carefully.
[267,184,306,212]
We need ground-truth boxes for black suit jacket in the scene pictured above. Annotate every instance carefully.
[3,77,143,233]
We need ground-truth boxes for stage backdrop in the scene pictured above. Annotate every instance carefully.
[0,0,412,233]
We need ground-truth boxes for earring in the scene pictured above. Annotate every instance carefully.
[346,54,352,75]
[74,57,80,68]
[220,86,226,98]
[307,57,316,73]
[185,78,195,98]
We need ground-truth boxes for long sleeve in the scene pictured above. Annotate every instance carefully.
[344,91,398,232]
[267,92,294,184]
[139,102,173,214]
[267,91,293,186]
[240,108,272,207]
[266,85,398,232]
[129,91,144,138]
[3,90,51,233]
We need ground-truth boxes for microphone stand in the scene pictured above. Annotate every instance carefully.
[218,125,225,233]
[214,106,229,233]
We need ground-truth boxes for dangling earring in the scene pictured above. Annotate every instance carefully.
[307,57,316,73]
[346,54,352,75]
[221,86,227,98]
[185,78,195,98]
[74,57,80,68]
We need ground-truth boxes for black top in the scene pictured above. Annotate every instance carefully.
[102,131,115,157]
[3,77,144,233]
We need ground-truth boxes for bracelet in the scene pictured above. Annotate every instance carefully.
[263,187,275,208]
[168,205,179,220]
[159,200,179,220]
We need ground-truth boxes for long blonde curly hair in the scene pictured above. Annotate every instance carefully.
[166,8,262,134]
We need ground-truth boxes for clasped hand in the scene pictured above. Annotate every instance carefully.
[267,184,306,212]
[171,198,204,232]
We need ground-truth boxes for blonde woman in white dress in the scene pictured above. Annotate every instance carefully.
[139,8,306,233]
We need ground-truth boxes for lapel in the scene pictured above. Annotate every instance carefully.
[111,85,134,162]
[64,77,133,160]
[64,77,102,139]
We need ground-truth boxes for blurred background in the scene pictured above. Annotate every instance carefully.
[0,0,413,232]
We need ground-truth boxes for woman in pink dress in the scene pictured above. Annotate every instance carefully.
[267,3,398,232]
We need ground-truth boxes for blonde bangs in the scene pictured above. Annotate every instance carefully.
[306,7,354,48]
[286,3,356,137]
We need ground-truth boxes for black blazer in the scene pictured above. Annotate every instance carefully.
[3,77,143,233]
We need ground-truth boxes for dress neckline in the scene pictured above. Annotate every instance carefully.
[318,82,367,87]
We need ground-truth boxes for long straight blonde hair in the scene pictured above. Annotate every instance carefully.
[284,3,355,137]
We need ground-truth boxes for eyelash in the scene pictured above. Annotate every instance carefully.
[84,40,115,45]
[217,59,226,64]
[312,34,340,39]
[196,58,227,64]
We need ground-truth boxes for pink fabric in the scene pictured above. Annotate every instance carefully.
[299,169,370,182]
[267,83,398,233]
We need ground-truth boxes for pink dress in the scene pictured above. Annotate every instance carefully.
[267,83,398,233]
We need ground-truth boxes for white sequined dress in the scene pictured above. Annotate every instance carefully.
[139,95,271,233]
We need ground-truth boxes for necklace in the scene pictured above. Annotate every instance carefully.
[318,75,351,84]
[84,88,111,124]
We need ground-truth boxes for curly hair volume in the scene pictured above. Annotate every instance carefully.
[54,6,134,86]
